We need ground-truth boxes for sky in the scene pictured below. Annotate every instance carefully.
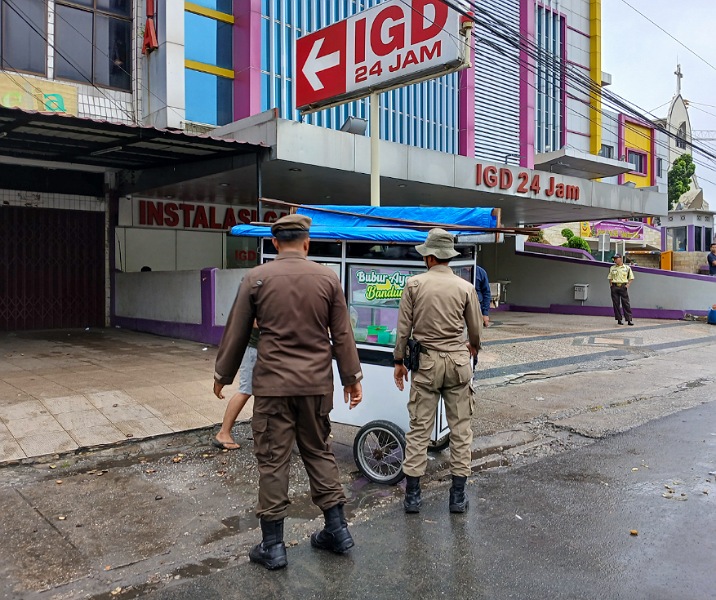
[601,0,716,202]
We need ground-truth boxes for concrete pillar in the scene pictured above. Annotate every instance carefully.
[143,0,185,129]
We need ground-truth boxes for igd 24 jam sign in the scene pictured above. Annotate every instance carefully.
[296,0,468,112]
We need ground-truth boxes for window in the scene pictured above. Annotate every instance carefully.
[676,122,687,149]
[695,227,703,252]
[185,12,232,70]
[627,150,647,175]
[656,157,663,178]
[184,3,234,126]
[706,228,713,247]
[599,144,614,159]
[0,0,47,75]
[55,0,131,91]
[535,6,564,153]
[672,227,687,252]
[185,69,232,126]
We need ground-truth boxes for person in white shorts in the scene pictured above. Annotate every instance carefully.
[212,326,259,449]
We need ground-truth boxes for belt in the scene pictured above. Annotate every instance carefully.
[612,283,627,287]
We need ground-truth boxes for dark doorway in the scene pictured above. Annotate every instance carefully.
[0,206,105,330]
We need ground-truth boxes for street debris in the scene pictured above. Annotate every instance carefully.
[629,530,638,536]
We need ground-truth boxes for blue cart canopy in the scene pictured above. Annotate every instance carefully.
[230,206,498,243]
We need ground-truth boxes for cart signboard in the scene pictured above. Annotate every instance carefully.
[296,0,469,112]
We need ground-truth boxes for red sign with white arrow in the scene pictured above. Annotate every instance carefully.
[296,0,467,113]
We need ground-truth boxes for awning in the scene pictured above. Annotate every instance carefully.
[231,205,502,243]
[0,106,264,171]
[534,147,634,180]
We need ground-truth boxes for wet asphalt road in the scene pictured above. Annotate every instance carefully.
[145,400,716,600]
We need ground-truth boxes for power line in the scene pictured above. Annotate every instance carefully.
[439,0,716,164]
[616,0,716,74]
[443,0,716,182]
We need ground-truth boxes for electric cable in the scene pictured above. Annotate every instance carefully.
[615,0,716,74]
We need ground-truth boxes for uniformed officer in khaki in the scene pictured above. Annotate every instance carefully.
[213,214,363,570]
[607,253,635,325]
[393,228,482,514]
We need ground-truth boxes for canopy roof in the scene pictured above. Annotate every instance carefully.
[230,205,499,243]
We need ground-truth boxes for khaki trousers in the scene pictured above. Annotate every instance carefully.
[403,348,474,478]
[251,395,346,520]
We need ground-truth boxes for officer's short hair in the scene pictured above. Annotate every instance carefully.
[275,229,309,242]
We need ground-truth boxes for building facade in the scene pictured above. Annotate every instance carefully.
[1,0,669,332]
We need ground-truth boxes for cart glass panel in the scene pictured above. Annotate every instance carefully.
[348,262,475,347]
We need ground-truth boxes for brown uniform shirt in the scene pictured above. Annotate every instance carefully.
[214,251,363,396]
[394,264,483,359]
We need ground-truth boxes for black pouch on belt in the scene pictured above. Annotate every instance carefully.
[406,339,422,372]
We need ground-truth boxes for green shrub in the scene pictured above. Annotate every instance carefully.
[567,236,591,252]
[561,228,575,240]
[527,230,545,243]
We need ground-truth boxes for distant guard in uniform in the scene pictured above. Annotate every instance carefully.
[608,253,635,326]
[213,214,363,570]
[393,228,483,514]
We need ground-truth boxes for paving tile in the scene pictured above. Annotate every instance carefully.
[5,414,65,438]
[0,381,21,397]
[113,418,173,438]
[0,400,50,422]
[41,395,95,415]
[141,398,193,418]
[0,361,23,374]
[182,395,231,424]
[157,410,213,432]
[86,390,136,409]
[16,430,77,457]
[55,409,111,430]
[67,424,126,447]
[125,385,180,403]
[99,403,154,424]
[163,381,213,398]
[0,438,26,462]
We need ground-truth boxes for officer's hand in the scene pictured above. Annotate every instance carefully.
[394,364,409,391]
[213,381,225,400]
[467,343,478,358]
[483,315,490,328]
[344,382,363,409]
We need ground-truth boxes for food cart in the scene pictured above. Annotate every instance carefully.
[230,205,500,485]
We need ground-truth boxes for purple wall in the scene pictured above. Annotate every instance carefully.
[233,0,262,120]
[519,0,536,169]
[112,268,226,346]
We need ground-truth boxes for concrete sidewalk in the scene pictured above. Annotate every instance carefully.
[1,313,714,463]
[0,330,253,462]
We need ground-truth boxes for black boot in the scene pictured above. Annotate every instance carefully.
[404,475,422,513]
[311,503,354,554]
[249,518,287,570]
[449,475,469,513]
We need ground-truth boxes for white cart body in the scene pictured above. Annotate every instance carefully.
[231,205,499,483]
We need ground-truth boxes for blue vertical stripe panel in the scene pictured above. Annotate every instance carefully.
[259,0,458,152]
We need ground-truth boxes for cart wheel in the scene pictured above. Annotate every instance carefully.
[353,420,406,485]
[428,435,449,453]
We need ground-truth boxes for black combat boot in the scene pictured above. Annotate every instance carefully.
[449,475,469,513]
[404,475,422,513]
[310,503,355,554]
[249,518,288,570]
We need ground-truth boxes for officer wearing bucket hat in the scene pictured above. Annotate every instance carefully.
[214,213,363,570]
[607,253,634,325]
[393,228,483,514]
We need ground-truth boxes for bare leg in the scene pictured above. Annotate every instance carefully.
[215,392,251,448]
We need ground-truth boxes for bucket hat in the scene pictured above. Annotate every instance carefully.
[414,228,460,259]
